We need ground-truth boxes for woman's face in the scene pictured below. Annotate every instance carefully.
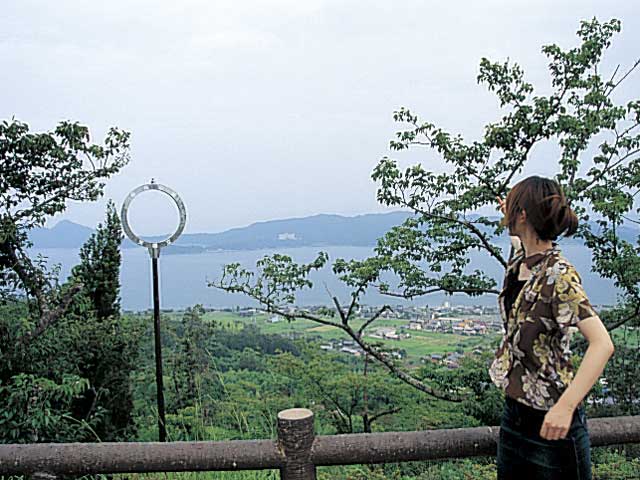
[507,215,517,236]
[505,199,524,237]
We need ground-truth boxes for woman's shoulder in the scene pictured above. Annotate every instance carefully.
[539,250,585,295]
[544,250,579,276]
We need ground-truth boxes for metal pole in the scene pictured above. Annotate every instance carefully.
[151,250,167,442]
[121,180,187,443]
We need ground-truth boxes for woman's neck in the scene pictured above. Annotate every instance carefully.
[520,233,553,257]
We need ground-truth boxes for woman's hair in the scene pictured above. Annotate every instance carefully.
[503,175,578,241]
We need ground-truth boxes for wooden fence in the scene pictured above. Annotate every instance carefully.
[1,409,639,479]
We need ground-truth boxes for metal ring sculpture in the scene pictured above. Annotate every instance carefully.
[121,180,187,256]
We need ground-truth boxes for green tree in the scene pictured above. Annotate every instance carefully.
[169,305,216,411]
[213,18,640,404]
[0,202,142,442]
[0,119,130,346]
[0,119,131,442]
[0,373,91,443]
[61,201,142,440]
[419,352,505,427]
[273,350,404,434]
[70,200,122,321]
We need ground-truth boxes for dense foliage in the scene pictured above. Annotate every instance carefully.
[0,202,142,442]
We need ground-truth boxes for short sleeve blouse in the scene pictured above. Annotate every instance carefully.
[489,242,599,410]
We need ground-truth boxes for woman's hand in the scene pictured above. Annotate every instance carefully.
[496,195,506,215]
[540,402,574,440]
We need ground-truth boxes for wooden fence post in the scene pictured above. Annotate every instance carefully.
[277,408,316,480]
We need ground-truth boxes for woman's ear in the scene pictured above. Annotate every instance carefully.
[519,209,527,223]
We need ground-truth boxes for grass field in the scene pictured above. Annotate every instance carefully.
[196,310,499,364]
[611,326,639,345]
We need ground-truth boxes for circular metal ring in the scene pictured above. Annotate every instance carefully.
[121,181,187,251]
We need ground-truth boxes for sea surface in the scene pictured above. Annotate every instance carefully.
[28,244,620,311]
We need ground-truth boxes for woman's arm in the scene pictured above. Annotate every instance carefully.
[540,316,615,440]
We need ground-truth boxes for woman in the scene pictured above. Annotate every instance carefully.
[489,176,615,480]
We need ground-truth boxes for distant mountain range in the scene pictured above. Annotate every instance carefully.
[29,220,95,248]
[30,212,639,253]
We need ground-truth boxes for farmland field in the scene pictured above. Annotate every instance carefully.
[188,310,502,364]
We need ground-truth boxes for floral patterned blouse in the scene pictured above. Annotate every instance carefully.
[489,241,599,410]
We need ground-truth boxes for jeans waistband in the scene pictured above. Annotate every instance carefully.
[503,396,586,439]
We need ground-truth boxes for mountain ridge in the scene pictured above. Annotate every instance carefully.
[32,211,638,253]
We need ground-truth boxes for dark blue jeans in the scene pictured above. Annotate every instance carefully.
[497,396,591,480]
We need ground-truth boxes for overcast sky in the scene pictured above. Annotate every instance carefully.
[2,1,638,235]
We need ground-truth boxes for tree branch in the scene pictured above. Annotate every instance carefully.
[606,304,640,332]
[402,198,507,269]
[379,285,500,299]
[606,58,640,95]
[357,305,392,339]
[251,299,465,401]
[369,406,402,424]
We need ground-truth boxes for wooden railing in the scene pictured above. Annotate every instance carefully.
[1,409,639,479]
